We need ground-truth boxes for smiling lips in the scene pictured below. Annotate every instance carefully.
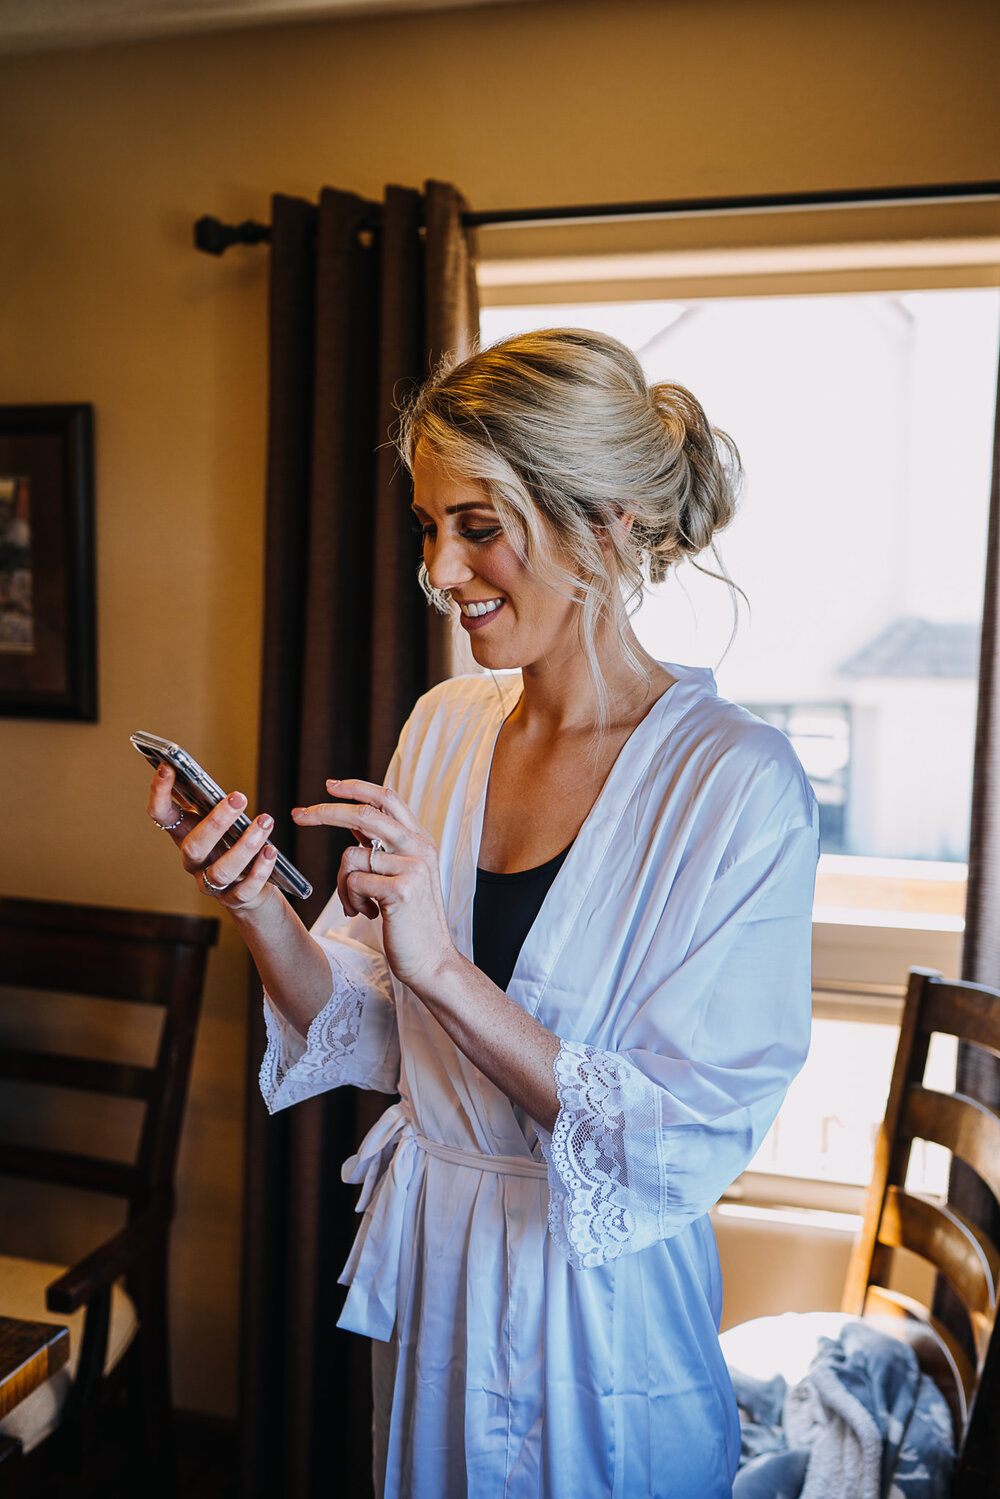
[457,597,505,630]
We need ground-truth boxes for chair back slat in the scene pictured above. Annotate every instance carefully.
[904,1086,1000,1207]
[0,1048,156,1100]
[0,1142,139,1197]
[2,931,185,1007]
[919,981,1000,1059]
[0,898,215,945]
[877,1187,998,1325]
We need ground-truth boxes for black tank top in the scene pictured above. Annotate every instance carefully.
[473,844,572,993]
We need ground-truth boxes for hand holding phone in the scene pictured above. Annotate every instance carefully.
[131,731,312,900]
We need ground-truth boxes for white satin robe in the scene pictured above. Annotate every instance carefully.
[260,665,819,1499]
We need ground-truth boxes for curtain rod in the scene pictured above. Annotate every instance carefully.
[194,180,1000,255]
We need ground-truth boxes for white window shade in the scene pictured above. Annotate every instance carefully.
[478,198,1000,306]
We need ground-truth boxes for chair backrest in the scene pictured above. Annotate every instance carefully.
[841,967,1000,1497]
[0,897,219,1225]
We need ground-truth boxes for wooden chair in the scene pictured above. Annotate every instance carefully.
[843,967,1000,1497]
[721,967,1000,1498]
[0,897,219,1497]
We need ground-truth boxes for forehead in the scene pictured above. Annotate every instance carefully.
[412,443,493,516]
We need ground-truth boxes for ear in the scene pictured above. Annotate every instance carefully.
[604,506,635,537]
[596,510,634,557]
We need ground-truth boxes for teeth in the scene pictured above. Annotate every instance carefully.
[462,599,502,617]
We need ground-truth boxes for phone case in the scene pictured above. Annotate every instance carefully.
[130,731,313,900]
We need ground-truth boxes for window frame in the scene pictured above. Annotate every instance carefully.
[477,221,997,1211]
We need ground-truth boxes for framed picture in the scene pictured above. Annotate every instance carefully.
[0,404,96,720]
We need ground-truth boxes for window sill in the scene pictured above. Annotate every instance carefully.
[813,905,964,933]
[814,854,966,931]
[714,1201,862,1237]
[724,1171,866,1217]
[811,917,963,1005]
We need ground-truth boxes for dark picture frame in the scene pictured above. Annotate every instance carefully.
[0,404,96,720]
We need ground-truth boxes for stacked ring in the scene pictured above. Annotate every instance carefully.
[151,809,186,832]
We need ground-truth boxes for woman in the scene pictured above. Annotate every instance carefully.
[148,329,819,1498]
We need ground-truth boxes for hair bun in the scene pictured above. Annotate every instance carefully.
[643,382,742,581]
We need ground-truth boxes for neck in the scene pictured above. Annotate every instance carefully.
[513,624,672,738]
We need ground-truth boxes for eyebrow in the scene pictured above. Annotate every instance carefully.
[411,501,497,516]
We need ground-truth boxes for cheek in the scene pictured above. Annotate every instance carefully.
[480,542,526,594]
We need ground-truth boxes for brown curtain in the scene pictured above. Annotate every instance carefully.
[936,338,1000,1352]
[239,181,478,1499]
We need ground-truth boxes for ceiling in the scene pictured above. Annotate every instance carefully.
[0,0,518,55]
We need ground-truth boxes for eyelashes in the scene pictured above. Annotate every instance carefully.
[411,524,502,547]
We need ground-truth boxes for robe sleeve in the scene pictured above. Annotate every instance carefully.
[538,812,818,1270]
[259,925,401,1113]
[259,742,409,1116]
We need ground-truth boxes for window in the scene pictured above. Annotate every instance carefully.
[480,279,1000,1209]
[481,289,998,872]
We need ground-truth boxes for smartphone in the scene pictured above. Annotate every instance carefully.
[130,731,313,901]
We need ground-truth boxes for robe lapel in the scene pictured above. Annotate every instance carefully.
[508,664,716,1019]
[447,672,524,962]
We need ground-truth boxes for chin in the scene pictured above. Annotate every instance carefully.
[467,637,519,670]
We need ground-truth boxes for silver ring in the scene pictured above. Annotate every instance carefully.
[151,808,185,832]
[368,844,379,875]
[201,869,232,894]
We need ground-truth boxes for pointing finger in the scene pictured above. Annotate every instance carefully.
[323,779,423,834]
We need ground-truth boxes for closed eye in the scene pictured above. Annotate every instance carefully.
[411,523,502,545]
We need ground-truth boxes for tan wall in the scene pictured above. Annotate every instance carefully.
[1,0,998,1418]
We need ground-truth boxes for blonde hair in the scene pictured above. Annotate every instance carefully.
[398,327,743,725]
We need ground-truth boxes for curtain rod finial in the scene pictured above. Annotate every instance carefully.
[194,215,271,256]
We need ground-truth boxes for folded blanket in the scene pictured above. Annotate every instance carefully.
[731,1320,954,1499]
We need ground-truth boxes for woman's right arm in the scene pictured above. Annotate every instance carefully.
[147,762,332,1038]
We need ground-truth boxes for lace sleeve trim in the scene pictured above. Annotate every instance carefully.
[543,1039,664,1270]
[259,943,396,1112]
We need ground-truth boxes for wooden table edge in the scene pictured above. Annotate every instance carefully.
[0,1317,70,1419]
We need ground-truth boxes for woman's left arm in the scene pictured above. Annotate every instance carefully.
[292,778,562,1129]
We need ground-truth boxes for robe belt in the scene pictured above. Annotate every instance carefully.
[337,1101,547,1342]
[413,1130,548,1178]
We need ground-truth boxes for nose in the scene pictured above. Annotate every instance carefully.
[424,531,475,595]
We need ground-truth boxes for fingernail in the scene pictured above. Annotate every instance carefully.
[157,764,169,779]
[227,791,246,808]
[263,845,276,860]
[291,807,304,818]
[257,814,274,831]
[326,778,340,790]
